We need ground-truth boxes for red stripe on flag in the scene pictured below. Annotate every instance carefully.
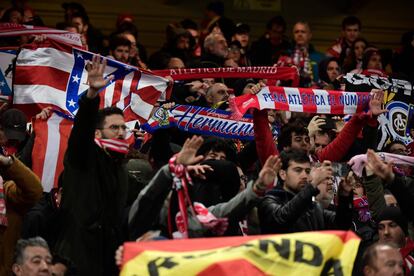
[113,79,124,106]
[32,119,48,186]
[14,66,69,91]
[22,39,74,54]
[127,72,140,107]
[31,115,73,191]
[137,86,162,104]
[54,119,72,185]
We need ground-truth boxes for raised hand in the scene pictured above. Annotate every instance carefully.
[254,155,281,194]
[307,116,326,137]
[338,171,355,196]
[366,149,394,182]
[86,55,114,99]
[310,161,333,188]
[176,136,204,166]
[35,106,53,120]
[187,164,213,179]
[369,89,387,116]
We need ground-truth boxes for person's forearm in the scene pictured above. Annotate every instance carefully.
[209,180,259,220]
[253,109,278,165]
[364,175,387,221]
[128,165,173,240]
[317,115,364,162]
[66,94,100,165]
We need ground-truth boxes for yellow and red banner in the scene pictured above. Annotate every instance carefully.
[121,230,360,276]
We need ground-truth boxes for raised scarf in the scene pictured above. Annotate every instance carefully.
[349,152,414,177]
[152,66,299,86]
[230,86,371,119]
[142,105,254,141]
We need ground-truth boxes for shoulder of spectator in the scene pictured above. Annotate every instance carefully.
[3,156,43,206]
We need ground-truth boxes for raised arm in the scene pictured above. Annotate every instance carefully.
[317,90,385,162]
[66,56,113,167]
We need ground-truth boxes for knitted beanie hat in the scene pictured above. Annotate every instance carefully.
[377,206,408,236]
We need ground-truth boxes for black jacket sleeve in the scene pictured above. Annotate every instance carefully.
[66,95,100,169]
[324,194,353,230]
[387,175,414,222]
[128,165,172,240]
[259,185,319,228]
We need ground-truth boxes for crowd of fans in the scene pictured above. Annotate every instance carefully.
[1,1,414,275]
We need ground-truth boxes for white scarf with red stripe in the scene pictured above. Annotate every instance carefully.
[230,86,371,119]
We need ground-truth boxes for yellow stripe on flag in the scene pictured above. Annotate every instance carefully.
[121,231,360,276]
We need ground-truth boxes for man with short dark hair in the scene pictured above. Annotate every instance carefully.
[197,137,237,163]
[232,22,251,66]
[327,16,362,64]
[249,15,291,66]
[109,35,131,64]
[70,11,104,53]
[12,237,52,276]
[362,242,404,276]
[54,56,130,275]
[258,149,353,234]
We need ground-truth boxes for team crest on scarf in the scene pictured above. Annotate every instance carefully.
[152,107,171,127]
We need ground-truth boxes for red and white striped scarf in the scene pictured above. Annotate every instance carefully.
[168,155,228,239]
[230,86,371,119]
[401,238,414,275]
[94,138,130,155]
[0,176,7,227]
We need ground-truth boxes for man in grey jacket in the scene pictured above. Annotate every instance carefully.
[128,135,281,240]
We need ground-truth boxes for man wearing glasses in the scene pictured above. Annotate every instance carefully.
[54,56,130,275]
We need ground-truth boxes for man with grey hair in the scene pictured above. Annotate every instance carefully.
[362,242,404,276]
[277,21,325,87]
[205,82,229,108]
[12,237,52,276]
[201,33,236,68]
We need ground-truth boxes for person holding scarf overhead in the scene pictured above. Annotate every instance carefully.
[54,56,131,275]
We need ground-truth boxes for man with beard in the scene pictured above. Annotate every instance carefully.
[258,149,353,234]
[54,56,130,275]
[377,207,414,274]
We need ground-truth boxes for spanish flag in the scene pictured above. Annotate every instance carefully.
[121,230,360,276]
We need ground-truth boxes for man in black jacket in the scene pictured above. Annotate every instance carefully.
[258,149,353,234]
[54,56,130,275]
